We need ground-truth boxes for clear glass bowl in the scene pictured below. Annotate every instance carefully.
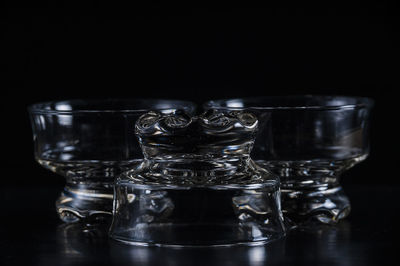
[28,99,196,222]
[109,109,286,246]
[204,96,374,224]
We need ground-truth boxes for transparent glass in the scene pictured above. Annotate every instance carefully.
[109,110,286,246]
[28,99,196,222]
[204,96,373,224]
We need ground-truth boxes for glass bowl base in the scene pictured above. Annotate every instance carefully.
[56,184,113,223]
[281,185,350,225]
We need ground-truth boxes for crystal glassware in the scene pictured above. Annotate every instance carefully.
[109,109,286,246]
[204,96,373,224]
[28,99,196,222]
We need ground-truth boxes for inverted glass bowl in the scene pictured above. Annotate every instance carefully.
[204,96,373,224]
[28,99,196,222]
[109,109,286,246]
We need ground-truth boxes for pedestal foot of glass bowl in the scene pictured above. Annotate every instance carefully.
[56,184,113,223]
[109,181,286,247]
[281,185,350,225]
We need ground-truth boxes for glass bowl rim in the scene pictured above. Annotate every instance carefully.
[28,98,196,115]
[203,95,374,111]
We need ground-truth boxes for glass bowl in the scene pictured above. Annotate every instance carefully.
[28,99,196,222]
[204,96,373,224]
[109,109,286,246]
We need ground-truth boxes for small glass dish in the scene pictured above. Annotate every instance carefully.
[28,99,196,222]
[204,96,373,224]
[109,110,286,246]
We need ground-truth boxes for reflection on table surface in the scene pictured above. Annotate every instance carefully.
[53,220,356,266]
[1,185,399,266]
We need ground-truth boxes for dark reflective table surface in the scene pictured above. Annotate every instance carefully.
[0,185,398,266]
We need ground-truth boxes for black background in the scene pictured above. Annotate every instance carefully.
[1,2,399,187]
[1,3,399,266]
